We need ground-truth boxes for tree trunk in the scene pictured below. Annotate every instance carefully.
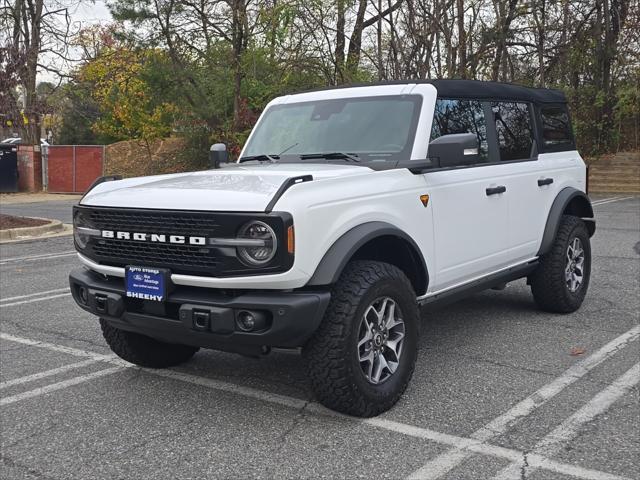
[457,0,467,78]
[346,0,369,80]
[23,0,43,145]
[335,0,346,84]
[231,0,246,130]
[491,0,518,82]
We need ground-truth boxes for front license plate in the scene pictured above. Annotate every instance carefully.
[125,266,168,302]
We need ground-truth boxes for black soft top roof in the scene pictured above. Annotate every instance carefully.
[427,79,566,104]
[304,79,567,104]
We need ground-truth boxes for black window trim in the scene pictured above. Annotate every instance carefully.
[536,103,577,153]
[428,97,539,171]
[491,100,538,163]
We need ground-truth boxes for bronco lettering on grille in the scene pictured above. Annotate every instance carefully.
[101,230,206,245]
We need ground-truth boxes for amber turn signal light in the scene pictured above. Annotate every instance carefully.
[287,225,295,254]
[420,194,430,207]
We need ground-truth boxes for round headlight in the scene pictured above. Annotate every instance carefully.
[237,221,277,266]
[73,210,90,249]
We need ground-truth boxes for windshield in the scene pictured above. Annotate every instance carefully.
[242,95,422,162]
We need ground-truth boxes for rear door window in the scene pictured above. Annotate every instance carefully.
[431,99,489,161]
[540,106,573,149]
[493,102,534,161]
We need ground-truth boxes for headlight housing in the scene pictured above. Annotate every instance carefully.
[73,209,99,249]
[236,220,278,266]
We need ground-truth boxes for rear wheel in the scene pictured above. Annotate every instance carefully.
[530,215,591,313]
[100,319,199,368]
[303,260,419,417]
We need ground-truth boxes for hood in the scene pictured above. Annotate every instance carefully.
[81,163,372,212]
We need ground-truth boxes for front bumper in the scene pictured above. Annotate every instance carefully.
[69,268,330,354]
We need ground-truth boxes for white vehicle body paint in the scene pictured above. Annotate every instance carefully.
[78,82,585,293]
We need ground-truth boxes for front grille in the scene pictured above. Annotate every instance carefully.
[76,206,293,277]
[87,209,221,237]
[91,239,220,270]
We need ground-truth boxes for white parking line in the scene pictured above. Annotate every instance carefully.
[493,362,640,479]
[0,332,631,480]
[0,292,71,308]
[0,251,76,264]
[406,324,640,480]
[0,367,124,406]
[1,288,70,303]
[0,333,114,360]
[592,196,635,206]
[0,358,106,390]
[591,196,621,205]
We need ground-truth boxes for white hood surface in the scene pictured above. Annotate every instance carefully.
[81,163,371,212]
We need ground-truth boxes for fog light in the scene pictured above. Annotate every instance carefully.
[235,310,269,332]
[79,286,88,305]
[236,311,256,331]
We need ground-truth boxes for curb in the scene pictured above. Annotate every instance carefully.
[0,218,65,242]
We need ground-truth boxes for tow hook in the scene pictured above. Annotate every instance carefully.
[95,294,108,313]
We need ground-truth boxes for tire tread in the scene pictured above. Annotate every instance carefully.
[304,260,418,417]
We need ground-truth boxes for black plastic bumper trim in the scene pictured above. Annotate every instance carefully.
[69,268,330,352]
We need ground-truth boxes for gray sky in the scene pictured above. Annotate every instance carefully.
[74,0,112,25]
[39,0,113,82]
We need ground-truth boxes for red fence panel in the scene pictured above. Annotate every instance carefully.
[46,145,104,193]
[47,146,74,192]
[75,146,104,192]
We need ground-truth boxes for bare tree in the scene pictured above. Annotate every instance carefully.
[1,0,80,144]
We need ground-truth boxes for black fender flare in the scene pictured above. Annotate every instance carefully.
[307,221,429,294]
[537,187,595,256]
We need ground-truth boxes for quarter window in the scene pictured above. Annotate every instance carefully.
[430,99,489,161]
[493,102,533,161]
[540,106,573,148]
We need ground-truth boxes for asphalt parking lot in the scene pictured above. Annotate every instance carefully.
[0,195,638,480]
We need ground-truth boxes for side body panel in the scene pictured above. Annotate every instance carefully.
[422,166,509,291]
[506,150,586,263]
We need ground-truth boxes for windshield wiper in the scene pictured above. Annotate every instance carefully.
[238,154,280,163]
[299,152,360,162]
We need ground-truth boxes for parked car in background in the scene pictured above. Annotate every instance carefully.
[0,137,50,146]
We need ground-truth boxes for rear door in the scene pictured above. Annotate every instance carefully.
[425,99,511,291]
[490,102,570,263]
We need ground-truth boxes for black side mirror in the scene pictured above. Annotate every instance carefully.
[428,133,480,168]
[209,143,229,169]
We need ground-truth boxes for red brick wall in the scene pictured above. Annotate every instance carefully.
[17,146,42,192]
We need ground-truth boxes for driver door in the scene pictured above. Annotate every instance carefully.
[425,99,511,291]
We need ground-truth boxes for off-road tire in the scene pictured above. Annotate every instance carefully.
[100,319,199,368]
[303,260,419,417]
[530,215,591,313]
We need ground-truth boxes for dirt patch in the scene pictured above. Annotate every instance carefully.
[105,137,195,178]
[0,214,49,230]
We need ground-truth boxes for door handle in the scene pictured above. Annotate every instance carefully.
[537,178,554,186]
[486,185,506,196]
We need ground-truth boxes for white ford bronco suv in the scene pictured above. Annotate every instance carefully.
[70,80,595,417]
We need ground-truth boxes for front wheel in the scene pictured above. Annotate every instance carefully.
[530,215,592,313]
[303,261,419,417]
[100,319,199,368]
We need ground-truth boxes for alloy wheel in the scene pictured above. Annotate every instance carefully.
[357,297,406,384]
[565,237,585,293]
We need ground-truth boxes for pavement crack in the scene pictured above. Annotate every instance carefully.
[0,453,61,480]
[520,451,529,480]
[263,399,311,478]
[1,319,107,351]
[3,423,60,450]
